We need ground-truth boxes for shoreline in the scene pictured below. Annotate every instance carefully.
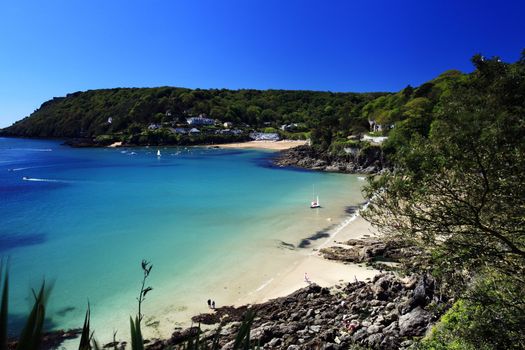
[204,140,307,151]
[61,194,378,349]
[139,207,379,342]
[233,212,378,307]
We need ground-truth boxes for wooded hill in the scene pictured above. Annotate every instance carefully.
[0,66,467,149]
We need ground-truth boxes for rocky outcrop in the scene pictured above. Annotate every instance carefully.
[274,145,385,174]
[145,273,447,350]
[7,329,81,350]
[319,238,418,269]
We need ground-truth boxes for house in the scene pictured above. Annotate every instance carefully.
[186,116,215,125]
[169,127,188,134]
[189,128,200,134]
[368,120,394,132]
[249,132,280,141]
[280,123,299,131]
[368,120,383,132]
[148,123,161,130]
[223,122,233,128]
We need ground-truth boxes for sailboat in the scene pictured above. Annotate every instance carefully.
[310,185,321,208]
[157,149,161,157]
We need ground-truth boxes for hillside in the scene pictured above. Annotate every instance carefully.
[0,68,466,149]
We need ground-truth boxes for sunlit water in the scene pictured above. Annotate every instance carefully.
[0,137,364,343]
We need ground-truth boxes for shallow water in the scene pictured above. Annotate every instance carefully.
[0,137,364,342]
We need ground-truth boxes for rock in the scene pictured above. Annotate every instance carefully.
[273,145,385,174]
[267,338,281,347]
[310,325,321,333]
[367,333,384,347]
[367,324,383,334]
[398,306,432,336]
[380,335,400,350]
[287,345,300,350]
[352,328,368,342]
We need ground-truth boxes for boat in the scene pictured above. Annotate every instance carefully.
[157,149,161,157]
[310,185,321,208]
[310,195,320,208]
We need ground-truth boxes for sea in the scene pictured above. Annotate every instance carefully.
[0,137,366,344]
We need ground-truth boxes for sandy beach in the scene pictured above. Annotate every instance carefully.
[60,199,379,347]
[212,140,307,150]
[236,215,378,306]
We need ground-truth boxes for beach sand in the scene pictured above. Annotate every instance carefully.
[61,207,379,348]
[212,140,307,150]
[237,216,378,305]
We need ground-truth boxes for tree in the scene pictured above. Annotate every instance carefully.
[363,53,525,347]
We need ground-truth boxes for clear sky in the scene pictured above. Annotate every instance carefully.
[0,0,524,127]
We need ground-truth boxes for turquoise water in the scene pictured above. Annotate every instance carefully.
[0,137,363,342]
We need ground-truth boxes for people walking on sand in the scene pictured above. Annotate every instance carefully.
[211,300,216,309]
[304,272,311,284]
[207,299,211,308]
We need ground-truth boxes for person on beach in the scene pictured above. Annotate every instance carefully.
[207,299,211,308]
[211,300,216,309]
[304,272,311,284]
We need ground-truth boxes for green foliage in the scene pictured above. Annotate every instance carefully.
[231,310,256,350]
[129,316,144,350]
[0,88,381,143]
[78,304,92,350]
[364,51,525,349]
[0,262,52,350]
[420,284,525,350]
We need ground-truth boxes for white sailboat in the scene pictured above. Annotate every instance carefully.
[310,185,321,208]
[157,149,161,157]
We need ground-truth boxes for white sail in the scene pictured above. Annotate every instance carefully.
[157,149,161,157]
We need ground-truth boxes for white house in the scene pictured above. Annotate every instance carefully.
[249,132,280,141]
[186,117,215,125]
[148,123,161,130]
[368,120,383,132]
[223,122,233,128]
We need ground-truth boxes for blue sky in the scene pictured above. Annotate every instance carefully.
[0,0,524,127]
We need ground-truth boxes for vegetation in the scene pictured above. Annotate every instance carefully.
[363,51,525,348]
[0,88,383,146]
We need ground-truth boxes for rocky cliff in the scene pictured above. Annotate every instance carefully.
[274,145,385,174]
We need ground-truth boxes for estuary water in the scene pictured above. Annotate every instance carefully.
[0,137,364,343]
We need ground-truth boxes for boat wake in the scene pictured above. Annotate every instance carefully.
[9,165,56,172]
[22,177,70,183]
[10,148,52,152]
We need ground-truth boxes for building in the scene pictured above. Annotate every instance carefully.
[280,123,298,131]
[249,132,280,141]
[148,123,161,130]
[223,122,233,128]
[368,120,383,132]
[186,115,215,125]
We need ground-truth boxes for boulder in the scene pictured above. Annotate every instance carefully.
[398,306,432,336]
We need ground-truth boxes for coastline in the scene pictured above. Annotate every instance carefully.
[206,140,307,150]
[56,205,379,350]
[141,207,379,342]
[236,215,378,306]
